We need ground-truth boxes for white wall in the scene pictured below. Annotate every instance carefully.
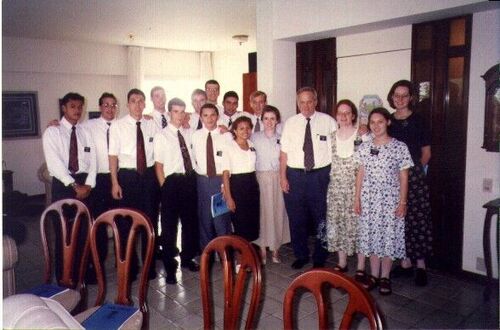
[212,48,249,110]
[337,26,412,112]
[2,37,129,195]
[462,8,500,277]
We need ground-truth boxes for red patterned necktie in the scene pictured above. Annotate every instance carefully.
[206,132,216,177]
[178,130,193,173]
[68,126,79,174]
[136,122,147,175]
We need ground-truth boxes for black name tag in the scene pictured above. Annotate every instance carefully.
[84,147,90,152]
[370,147,379,156]
[250,147,256,152]
[319,135,327,141]
[216,151,223,157]
[354,139,362,146]
[149,137,154,142]
[277,139,280,145]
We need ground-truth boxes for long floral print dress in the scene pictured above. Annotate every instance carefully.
[323,131,362,255]
[355,138,413,259]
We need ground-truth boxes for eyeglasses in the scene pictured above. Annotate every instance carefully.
[393,94,410,99]
[102,103,118,109]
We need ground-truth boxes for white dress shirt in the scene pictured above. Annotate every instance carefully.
[83,117,114,173]
[280,111,337,169]
[153,125,195,177]
[192,127,232,176]
[218,111,248,128]
[222,139,257,175]
[150,109,170,129]
[247,112,283,134]
[251,131,281,171]
[42,117,97,187]
[108,114,159,168]
[188,112,203,130]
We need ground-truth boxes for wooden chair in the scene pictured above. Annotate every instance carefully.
[75,208,155,330]
[283,268,383,330]
[200,235,262,330]
[26,199,92,312]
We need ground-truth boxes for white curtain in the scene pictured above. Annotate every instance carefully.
[127,46,144,90]
[200,52,214,81]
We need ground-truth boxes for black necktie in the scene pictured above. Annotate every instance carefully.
[206,132,216,177]
[106,122,111,150]
[178,130,193,173]
[161,114,167,128]
[228,117,232,128]
[68,126,79,174]
[136,122,147,175]
[197,118,202,130]
[303,118,315,171]
[254,118,261,132]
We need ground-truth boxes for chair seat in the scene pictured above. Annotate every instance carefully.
[76,303,142,330]
[3,293,84,329]
[25,284,80,312]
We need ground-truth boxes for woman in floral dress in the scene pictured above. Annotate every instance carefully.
[354,107,413,295]
[323,100,366,278]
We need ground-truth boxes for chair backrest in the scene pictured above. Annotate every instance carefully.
[283,268,383,330]
[200,235,262,330]
[90,208,155,316]
[40,198,92,289]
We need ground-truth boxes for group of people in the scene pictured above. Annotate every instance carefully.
[42,78,433,295]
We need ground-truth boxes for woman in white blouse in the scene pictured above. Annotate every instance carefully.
[251,106,290,264]
[222,116,260,242]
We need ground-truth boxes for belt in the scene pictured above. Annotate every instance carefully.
[168,170,196,177]
[288,165,330,174]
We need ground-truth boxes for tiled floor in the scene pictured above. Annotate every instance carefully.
[7,212,499,329]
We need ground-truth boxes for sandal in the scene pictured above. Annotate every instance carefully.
[333,264,349,273]
[379,277,392,295]
[363,275,379,291]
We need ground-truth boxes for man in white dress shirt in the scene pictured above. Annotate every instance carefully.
[205,79,223,112]
[187,89,207,130]
[43,92,97,202]
[154,98,199,284]
[248,90,267,133]
[280,87,337,269]
[109,88,160,279]
[149,86,169,129]
[42,92,97,281]
[218,91,246,129]
[191,103,233,252]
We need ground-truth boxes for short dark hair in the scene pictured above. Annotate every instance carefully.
[297,86,318,100]
[333,99,358,125]
[387,80,415,110]
[250,90,267,102]
[167,97,186,111]
[98,92,117,106]
[127,88,146,102]
[150,86,165,98]
[61,93,85,106]
[205,80,220,89]
[223,91,239,102]
[261,105,281,123]
[368,107,392,132]
[230,116,253,139]
[200,103,219,116]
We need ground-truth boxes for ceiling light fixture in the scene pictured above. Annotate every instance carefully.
[232,34,249,45]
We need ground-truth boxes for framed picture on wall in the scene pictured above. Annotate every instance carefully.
[2,91,40,139]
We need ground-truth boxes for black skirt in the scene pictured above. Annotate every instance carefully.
[230,172,260,242]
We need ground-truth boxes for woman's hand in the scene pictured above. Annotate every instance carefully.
[395,202,407,218]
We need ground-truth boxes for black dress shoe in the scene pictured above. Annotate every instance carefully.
[312,262,325,268]
[181,260,200,272]
[166,272,177,285]
[291,259,309,269]
[391,265,414,278]
[415,268,428,286]
[148,270,157,280]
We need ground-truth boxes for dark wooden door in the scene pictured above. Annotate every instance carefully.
[243,72,257,114]
[296,38,337,114]
[411,16,472,272]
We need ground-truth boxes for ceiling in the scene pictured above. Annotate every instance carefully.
[2,0,257,52]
